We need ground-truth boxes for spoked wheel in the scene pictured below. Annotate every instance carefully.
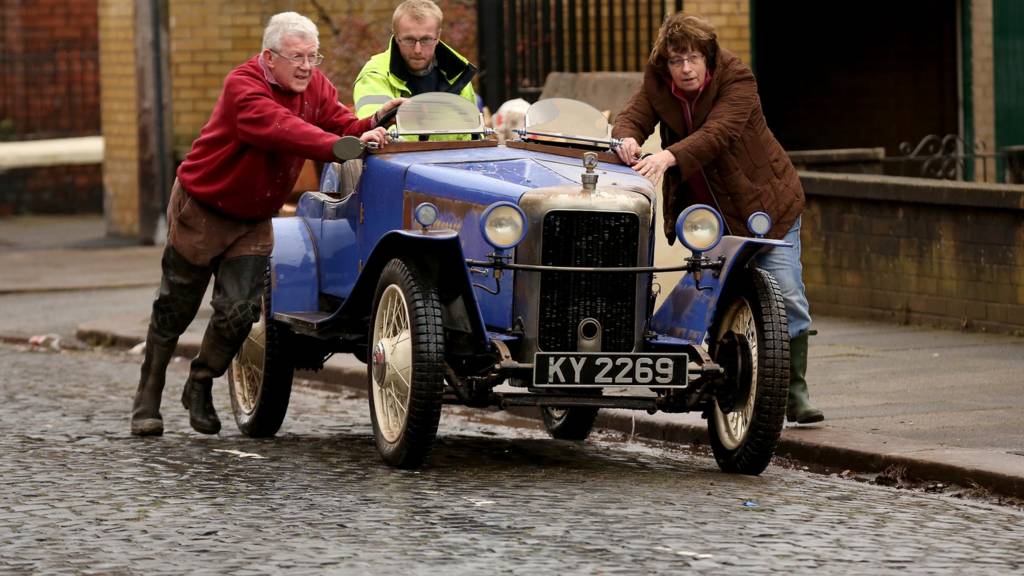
[228,266,294,437]
[541,406,599,440]
[368,258,445,469]
[707,267,788,475]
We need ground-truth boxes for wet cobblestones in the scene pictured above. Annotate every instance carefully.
[2,343,1024,574]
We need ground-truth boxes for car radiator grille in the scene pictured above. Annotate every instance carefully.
[538,211,639,352]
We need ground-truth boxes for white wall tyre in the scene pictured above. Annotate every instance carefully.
[707,267,788,475]
[368,258,445,469]
[228,265,294,438]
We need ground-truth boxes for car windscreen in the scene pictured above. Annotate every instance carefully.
[523,98,610,140]
[395,92,484,136]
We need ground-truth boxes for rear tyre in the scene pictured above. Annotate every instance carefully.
[228,265,294,438]
[707,267,788,475]
[541,406,599,440]
[368,258,445,469]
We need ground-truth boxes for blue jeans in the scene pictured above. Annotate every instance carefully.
[753,217,811,339]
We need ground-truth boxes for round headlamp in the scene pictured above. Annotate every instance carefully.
[480,202,527,250]
[746,211,772,238]
[675,204,723,254]
[414,202,439,228]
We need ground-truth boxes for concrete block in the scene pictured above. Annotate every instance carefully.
[539,72,644,120]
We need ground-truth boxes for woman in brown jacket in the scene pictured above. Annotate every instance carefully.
[612,12,823,424]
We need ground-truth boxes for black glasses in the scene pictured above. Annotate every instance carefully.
[269,49,324,67]
[395,36,438,47]
[667,53,705,68]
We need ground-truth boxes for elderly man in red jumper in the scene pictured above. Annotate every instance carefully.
[130,11,402,436]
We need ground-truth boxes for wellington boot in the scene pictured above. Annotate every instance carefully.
[181,378,221,434]
[787,331,824,424]
[131,336,177,436]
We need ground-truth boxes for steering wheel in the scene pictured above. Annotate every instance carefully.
[375,105,400,128]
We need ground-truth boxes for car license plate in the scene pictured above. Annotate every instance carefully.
[533,352,688,388]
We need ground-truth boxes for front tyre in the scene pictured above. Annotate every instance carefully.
[228,265,295,437]
[541,406,599,440]
[368,258,445,469]
[707,267,788,475]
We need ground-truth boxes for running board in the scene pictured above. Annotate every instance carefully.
[273,311,332,332]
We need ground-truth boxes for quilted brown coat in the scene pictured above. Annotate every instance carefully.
[612,49,804,242]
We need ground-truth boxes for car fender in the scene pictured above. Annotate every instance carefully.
[269,217,319,315]
[650,236,790,345]
[337,229,490,353]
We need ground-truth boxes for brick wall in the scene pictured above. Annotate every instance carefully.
[98,0,139,236]
[0,0,102,216]
[680,0,750,63]
[0,0,100,140]
[168,1,478,159]
[801,172,1024,334]
[0,166,103,216]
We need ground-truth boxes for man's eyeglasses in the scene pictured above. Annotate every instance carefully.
[269,49,325,67]
[396,36,439,47]
[667,53,705,68]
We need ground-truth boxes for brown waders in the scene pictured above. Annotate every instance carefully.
[130,180,271,436]
[131,247,267,435]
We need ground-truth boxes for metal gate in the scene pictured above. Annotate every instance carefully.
[477,0,683,112]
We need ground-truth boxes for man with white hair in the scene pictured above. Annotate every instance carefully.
[353,0,477,139]
[130,12,402,437]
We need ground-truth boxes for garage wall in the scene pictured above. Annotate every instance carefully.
[801,172,1024,333]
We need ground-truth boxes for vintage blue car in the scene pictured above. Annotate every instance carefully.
[227,93,791,474]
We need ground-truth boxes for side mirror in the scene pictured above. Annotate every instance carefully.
[332,136,366,161]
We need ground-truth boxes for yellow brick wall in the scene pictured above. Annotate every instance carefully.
[98,0,139,237]
[168,1,475,159]
[681,0,751,64]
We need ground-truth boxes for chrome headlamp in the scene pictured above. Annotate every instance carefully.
[413,202,439,229]
[675,204,723,254]
[480,202,527,250]
[746,211,772,238]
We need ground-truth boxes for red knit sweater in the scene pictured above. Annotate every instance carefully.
[176,56,371,220]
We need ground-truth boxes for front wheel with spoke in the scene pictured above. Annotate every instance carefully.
[707,266,788,475]
[228,265,294,437]
[368,258,445,469]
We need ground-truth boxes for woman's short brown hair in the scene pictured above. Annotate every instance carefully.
[649,13,719,73]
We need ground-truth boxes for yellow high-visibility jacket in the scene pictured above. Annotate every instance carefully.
[353,38,478,141]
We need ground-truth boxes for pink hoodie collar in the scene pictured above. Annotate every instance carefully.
[257,53,281,87]
[670,69,713,104]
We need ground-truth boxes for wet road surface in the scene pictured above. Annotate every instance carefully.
[2,343,1023,574]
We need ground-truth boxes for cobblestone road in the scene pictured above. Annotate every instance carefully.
[2,343,1023,574]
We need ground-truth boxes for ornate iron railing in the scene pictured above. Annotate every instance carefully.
[887,134,1013,183]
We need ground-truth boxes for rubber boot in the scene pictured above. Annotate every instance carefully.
[180,255,265,435]
[131,332,177,436]
[181,377,221,434]
[131,246,211,436]
[787,331,824,424]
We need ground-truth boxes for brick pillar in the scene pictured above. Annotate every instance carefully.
[971,0,996,182]
[99,0,139,237]
[99,0,172,241]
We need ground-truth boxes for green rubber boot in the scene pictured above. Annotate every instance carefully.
[787,331,824,424]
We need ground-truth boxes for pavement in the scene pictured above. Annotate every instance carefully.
[2,214,1023,499]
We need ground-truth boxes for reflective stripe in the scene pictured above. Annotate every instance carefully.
[355,94,393,110]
